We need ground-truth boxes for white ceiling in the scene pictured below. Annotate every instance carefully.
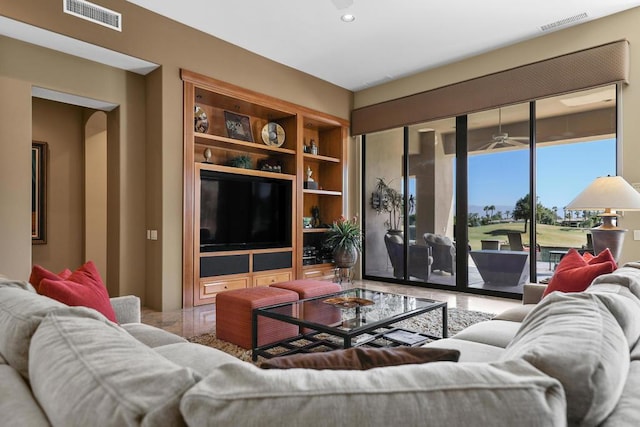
[126,0,640,91]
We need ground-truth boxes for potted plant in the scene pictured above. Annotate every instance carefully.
[371,178,405,232]
[324,216,362,268]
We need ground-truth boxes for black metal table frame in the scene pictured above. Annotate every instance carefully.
[252,289,447,361]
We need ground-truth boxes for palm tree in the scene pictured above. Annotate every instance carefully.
[488,205,496,220]
[513,195,531,232]
[483,205,490,219]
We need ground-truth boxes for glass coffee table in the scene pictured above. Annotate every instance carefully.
[252,288,447,361]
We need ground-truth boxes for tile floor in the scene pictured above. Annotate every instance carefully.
[141,279,521,339]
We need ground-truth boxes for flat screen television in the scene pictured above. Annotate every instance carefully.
[199,170,292,252]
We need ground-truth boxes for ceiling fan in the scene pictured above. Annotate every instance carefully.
[480,108,529,150]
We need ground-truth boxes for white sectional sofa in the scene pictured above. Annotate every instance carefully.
[2,264,640,426]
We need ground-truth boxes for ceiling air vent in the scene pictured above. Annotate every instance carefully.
[63,0,122,32]
[540,12,588,32]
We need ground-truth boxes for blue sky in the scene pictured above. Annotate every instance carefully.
[467,138,616,216]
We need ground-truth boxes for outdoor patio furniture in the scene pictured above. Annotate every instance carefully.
[384,233,432,280]
[424,233,456,274]
[470,250,530,287]
[481,239,501,250]
[507,232,541,256]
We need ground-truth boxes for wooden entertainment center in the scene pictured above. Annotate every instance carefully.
[182,70,349,307]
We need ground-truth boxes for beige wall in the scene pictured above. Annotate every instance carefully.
[0,76,32,279]
[355,8,640,265]
[31,98,84,271]
[85,111,108,283]
[0,0,353,310]
[0,36,147,300]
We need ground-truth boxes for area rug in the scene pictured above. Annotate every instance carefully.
[187,307,495,363]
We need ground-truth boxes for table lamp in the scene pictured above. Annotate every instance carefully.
[566,175,640,261]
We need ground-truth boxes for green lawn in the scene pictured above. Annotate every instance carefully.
[467,222,589,251]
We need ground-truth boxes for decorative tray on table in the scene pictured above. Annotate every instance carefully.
[323,297,374,308]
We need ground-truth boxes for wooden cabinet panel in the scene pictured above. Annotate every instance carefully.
[183,70,348,307]
[253,270,292,287]
[302,265,335,280]
[199,276,248,301]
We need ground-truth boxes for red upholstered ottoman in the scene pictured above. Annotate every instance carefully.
[269,279,342,299]
[270,280,342,332]
[216,287,299,349]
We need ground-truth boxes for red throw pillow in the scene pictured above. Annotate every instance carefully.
[29,265,72,292]
[587,248,617,269]
[38,261,117,322]
[543,248,616,297]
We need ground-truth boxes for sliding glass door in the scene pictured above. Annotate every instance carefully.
[466,104,530,293]
[534,85,617,280]
[363,128,406,280]
[406,119,457,286]
[361,85,617,297]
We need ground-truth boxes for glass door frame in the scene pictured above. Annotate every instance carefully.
[361,89,618,300]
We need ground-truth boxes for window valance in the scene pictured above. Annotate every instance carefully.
[351,40,629,136]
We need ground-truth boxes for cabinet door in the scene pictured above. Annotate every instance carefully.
[199,276,249,301]
[253,270,293,287]
[302,266,335,280]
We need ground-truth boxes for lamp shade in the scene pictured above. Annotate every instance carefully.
[565,176,640,211]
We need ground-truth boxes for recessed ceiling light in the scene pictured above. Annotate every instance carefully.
[341,14,356,22]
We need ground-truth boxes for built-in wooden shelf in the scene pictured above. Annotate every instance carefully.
[303,228,331,234]
[195,133,296,156]
[198,162,295,181]
[303,189,342,196]
[303,153,340,163]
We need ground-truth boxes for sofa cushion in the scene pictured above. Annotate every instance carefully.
[0,285,65,378]
[259,347,460,370]
[154,342,245,379]
[423,338,505,362]
[0,364,50,426]
[121,323,188,347]
[38,261,117,322]
[29,308,197,427]
[0,278,37,292]
[542,248,616,297]
[585,290,640,348]
[501,291,629,426]
[600,360,640,426]
[181,359,565,427]
[591,263,640,302]
[492,304,536,323]
[450,320,521,348]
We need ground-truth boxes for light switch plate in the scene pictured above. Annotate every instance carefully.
[634,230,640,241]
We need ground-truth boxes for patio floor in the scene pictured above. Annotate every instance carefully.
[367,258,556,295]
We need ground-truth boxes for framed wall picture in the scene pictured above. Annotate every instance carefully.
[224,111,253,142]
[32,141,47,244]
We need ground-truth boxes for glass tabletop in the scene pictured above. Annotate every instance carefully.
[257,288,445,334]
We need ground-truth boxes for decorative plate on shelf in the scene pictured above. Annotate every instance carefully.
[261,122,285,147]
[194,105,209,133]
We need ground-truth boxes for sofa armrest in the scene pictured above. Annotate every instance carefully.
[522,283,547,305]
[110,295,141,324]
